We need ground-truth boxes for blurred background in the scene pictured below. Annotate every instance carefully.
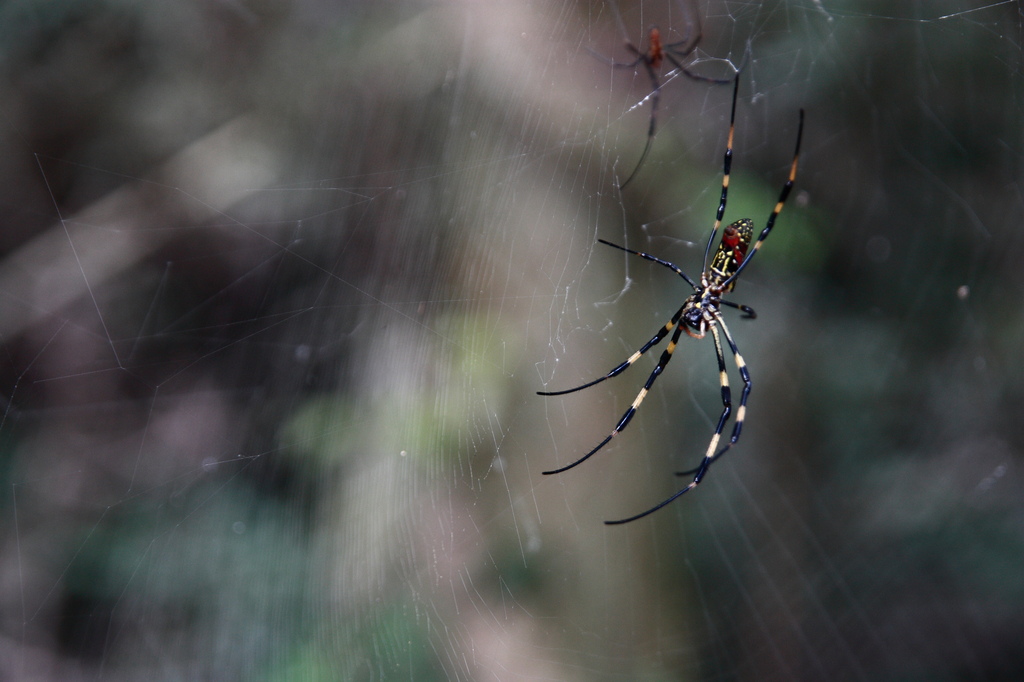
[1,0,1022,679]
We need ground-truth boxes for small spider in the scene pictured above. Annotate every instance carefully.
[595,22,733,189]
[539,77,804,524]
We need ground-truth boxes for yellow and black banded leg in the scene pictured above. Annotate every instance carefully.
[719,107,804,288]
[537,303,687,398]
[701,75,740,271]
[717,315,750,447]
[605,319,741,525]
[543,323,686,475]
[671,316,750,476]
[707,322,734,457]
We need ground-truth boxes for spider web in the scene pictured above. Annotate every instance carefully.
[2,0,1023,680]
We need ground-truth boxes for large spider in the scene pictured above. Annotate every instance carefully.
[539,77,804,524]
[595,20,733,189]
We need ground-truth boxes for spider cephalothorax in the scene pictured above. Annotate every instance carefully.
[681,291,719,339]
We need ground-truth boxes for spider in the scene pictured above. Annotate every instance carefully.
[595,21,733,189]
[539,76,804,524]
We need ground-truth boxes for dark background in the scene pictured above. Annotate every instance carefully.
[1,1,1022,680]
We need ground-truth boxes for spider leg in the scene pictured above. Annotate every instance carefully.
[707,321,734,457]
[598,239,698,288]
[604,458,710,525]
[702,75,740,272]
[659,0,703,60]
[673,315,750,471]
[663,18,746,86]
[720,107,804,288]
[662,36,700,57]
[663,51,734,86]
[538,303,686,397]
[667,315,749,475]
[703,313,751,459]
[618,126,654,190]
[585,46,643,70]
[618,59,662,190]
[586,39,660,189]
[543,323,686,475]
[538,238,698,397]
[720,299,756,318]
[606,316,747,524]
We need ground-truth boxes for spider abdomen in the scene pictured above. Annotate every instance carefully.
[646,28,664,69]
[709,218,754,291]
